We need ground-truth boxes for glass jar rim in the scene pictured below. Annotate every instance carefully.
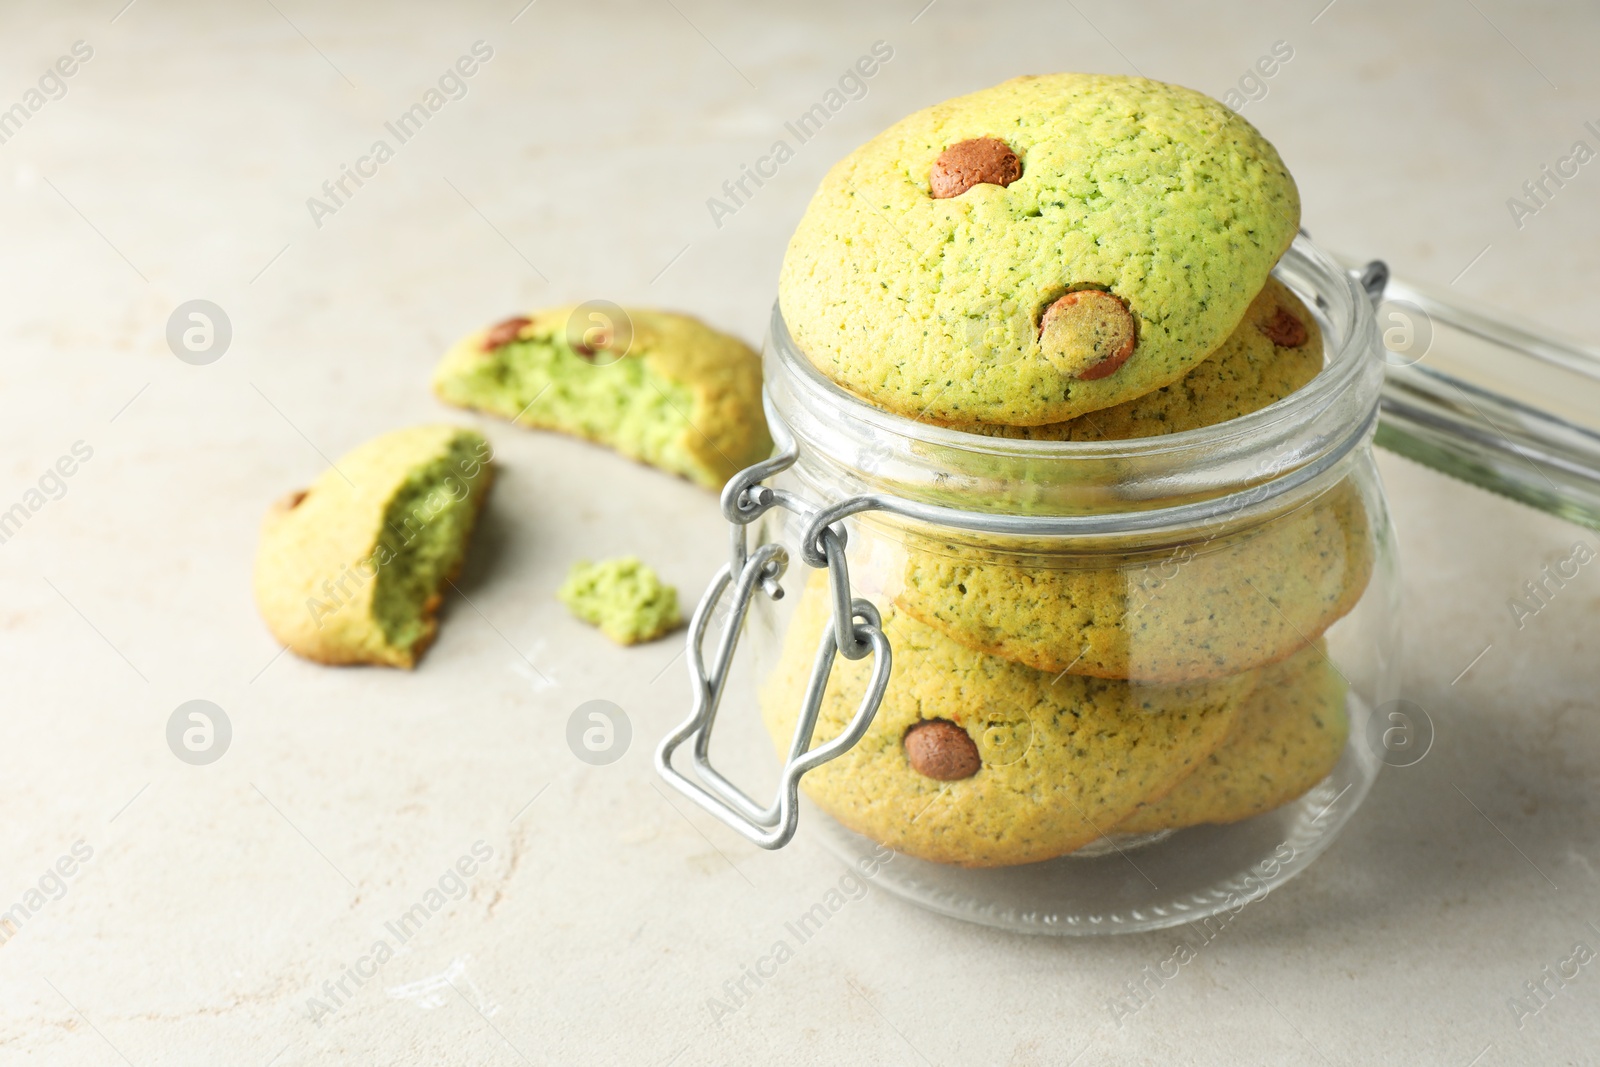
[763,235,1385,533]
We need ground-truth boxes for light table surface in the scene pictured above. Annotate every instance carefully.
[1,1,1597,1063]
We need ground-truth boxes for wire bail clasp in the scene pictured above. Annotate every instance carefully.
[653,434,892,849]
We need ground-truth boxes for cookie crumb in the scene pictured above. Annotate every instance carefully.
[558,556,682,645]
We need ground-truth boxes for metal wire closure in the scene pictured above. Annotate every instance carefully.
[654,427,892,849]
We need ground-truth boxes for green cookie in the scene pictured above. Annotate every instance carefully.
[895,478,1373,683]
[952,277,1322,441]
[433,307,770,490]
[760,572,1256,867]
[1114,642,1348,833]
[778,73,1300,426]
[253,425,494,669]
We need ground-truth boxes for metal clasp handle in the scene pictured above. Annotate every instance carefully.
[654,437,892,849]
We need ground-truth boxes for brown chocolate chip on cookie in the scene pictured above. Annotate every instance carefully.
[1259,307,1309,348]
[904,719,981,780]
[573,335,610,361]
[1038,290,1137,379]
[482,316,531,351]
[929,137,1022,199]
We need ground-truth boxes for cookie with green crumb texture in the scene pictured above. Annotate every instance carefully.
[760,572,1258,867]
[559,557,682,645]
[253,425,494,668]
[433,307,770,490]
[895,478,1372,683]
[778,73,1300,426]
[1113,641,1348,833]
[952,277,1322,441]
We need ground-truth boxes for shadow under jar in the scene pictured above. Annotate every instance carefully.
[659,237,1398,935]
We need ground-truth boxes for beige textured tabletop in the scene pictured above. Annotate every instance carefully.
[2,1,1598,1064]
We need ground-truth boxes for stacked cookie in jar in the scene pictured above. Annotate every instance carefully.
[754,74,1379,869]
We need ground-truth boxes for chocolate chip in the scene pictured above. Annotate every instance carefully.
[482,315,531,351]
[1038,289,1137,379]
[929,137,1022,199]
[903,719,981,780]
[1258,307,1309,348]
[573,333,610,360]
[270,488,308,518]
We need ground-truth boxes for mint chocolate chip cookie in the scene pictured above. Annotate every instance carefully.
[433,307,771,490]
[760,572,1257,867]
[954,277,1322,441]
[253,425,494,668]
[778,73,1300,426]
[895,478,1373,683]
[1114,642,1348,833]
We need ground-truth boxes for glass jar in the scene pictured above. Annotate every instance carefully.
[658,236,1397,935]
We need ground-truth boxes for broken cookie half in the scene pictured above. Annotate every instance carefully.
[253,424,494,668]
[432,306,771,490]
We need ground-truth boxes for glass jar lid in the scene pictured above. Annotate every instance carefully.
[1371,266,1600,531]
